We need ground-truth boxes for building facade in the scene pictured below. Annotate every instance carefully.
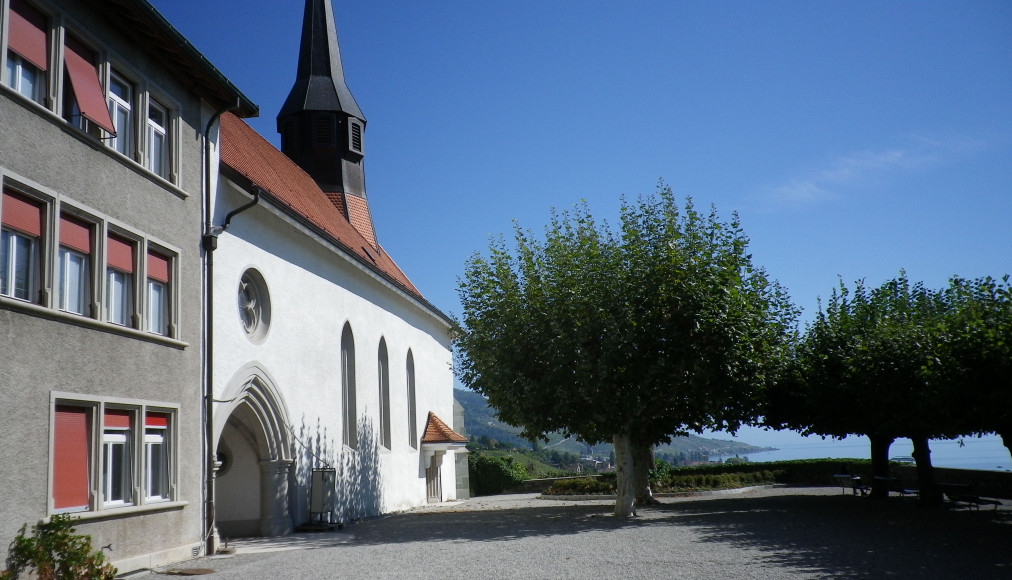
[207,0,463,541]
[0,0,255,573]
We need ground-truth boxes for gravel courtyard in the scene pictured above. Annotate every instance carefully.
[146,486,1011,579]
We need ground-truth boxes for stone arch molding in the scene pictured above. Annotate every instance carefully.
[214,362,293,462]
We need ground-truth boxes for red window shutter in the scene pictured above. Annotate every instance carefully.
[145,413,169,428]
[63,35,116,135]
[8,0,48,71]
[106,234,134,273]
[53,405,91,510]
[1,190,43,237]
[59,214,91,254]
[104,408,131,429]
[147,251,170,283]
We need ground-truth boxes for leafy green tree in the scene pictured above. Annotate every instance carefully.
[768,273,961,504]
[943,275,1012,455]
[454,186,796,515]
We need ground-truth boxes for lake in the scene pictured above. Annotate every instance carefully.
[708,430,1011,472]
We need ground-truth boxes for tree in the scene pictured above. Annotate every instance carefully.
[767,273,960,505]
[454,186,797,516]
[943,275,1012,456]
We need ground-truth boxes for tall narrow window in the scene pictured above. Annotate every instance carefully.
[107,72,133,156]
[102,409,133,506]
[406,350,417,449]
[5,0,48,104]
[105,234,134,326]
[146,100,169,179]
[58,214,92,316]
[1,190,42,302]
[378,339,391,450]
[62,35,115,137]
[341,323,357,449]
[53,405,91,512]
[146,249,170,336]
[144,412,170,501]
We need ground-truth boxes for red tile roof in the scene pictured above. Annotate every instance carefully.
[219,113,420,298]
[345,195,377,248]
[421,412,468,444]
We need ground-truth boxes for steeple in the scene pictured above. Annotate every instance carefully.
[278,0,376,247]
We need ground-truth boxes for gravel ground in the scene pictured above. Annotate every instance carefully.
[143,486,1012,579]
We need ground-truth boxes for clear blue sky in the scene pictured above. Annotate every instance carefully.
[149,1,1010,457]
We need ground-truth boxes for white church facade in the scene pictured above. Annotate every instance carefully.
[205,0,465,543]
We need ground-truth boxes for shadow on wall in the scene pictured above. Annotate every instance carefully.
[292,416,335,526]
[293,415,382,525]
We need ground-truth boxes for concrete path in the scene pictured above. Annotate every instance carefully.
[144,486,1011,579]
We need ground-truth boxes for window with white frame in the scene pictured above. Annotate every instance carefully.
[105,233,134,326]
[144,412,171,501]
[4,0,48,105]
[107,71,133,157]
[146,249,170,336]
[146,99,169,179]
[1,190,43,302]
[57,213,92,316]
[62,34,114,139]
[101,409,133,506]
[52,400,176,513]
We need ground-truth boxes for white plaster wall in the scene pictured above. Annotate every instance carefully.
[210,179,456,525]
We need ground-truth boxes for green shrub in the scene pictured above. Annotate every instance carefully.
[545,477,615,495]
[1,514,116,580]
[469,453,529,496]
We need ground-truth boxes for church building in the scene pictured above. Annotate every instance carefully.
[206,0,465,545]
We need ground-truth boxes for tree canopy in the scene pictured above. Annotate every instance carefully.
[766,272,1012,503]
[454,186,797,515]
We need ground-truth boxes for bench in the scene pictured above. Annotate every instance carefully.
[937,483,1002,511]
[872,476,917,497]
[834,474,870,496]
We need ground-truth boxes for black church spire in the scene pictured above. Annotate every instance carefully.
[277,0,366,200]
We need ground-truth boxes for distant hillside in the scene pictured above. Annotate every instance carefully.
[454,389,772,460]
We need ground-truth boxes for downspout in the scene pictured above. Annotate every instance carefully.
[201,102,237,555]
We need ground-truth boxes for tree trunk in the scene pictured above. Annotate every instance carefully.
[633,443,659,505]
[911,435,941,508]
[868,434,895,500]
[1000,429,1012,461]
[612,432,636,517]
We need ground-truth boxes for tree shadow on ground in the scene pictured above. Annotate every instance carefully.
[341,493,1012,579]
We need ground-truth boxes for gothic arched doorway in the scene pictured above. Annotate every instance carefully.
[214,366,294,538]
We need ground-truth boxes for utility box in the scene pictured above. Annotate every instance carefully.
[310,468,336,524]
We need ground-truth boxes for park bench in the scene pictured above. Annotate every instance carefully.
[833,473,870,496]
[872,476,917,497]
[937,483,1002,511]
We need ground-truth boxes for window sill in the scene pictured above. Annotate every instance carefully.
[0,296,188,349]
[46,500,188,524]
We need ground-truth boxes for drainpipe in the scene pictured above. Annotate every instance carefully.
[201,102,237,556]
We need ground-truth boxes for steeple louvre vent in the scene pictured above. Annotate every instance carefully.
[348,120,363,155]
[314,115,335,146]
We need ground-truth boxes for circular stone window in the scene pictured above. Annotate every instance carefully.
[237,268,271,343]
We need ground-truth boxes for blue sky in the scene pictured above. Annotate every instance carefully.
[149,1,1010,457]
[149,0,1010,323]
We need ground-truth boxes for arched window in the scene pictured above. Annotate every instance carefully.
[406,350,417,449]
[341,323,357,449]
[378,338,391,450]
